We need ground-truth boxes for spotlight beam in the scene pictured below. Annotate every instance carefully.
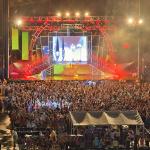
[56,12,61,17]
[85,12,89,17]
[75,12,80,17]
[66,12,70,17]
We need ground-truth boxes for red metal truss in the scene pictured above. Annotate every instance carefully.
[21,16,114,24]
[15,16,115,56]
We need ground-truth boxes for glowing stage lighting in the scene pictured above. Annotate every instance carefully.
[66,12,70,17]
[127,18,134,24]
[56,12,61,17]
[15,19,23,26]
[138,19,143,25]
[85,12,89,17]
[75,12,80,17]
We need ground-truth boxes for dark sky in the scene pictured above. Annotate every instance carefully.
[8,0,150,63]
[0,0,149,63]
[10,0,150,18]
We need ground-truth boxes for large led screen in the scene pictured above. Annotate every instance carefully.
[53,36,88,63]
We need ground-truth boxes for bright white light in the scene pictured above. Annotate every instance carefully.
[16,19,22,26]
[56,51,60,57]
[66,12,70,17]
[127,18,134,24]
[138,19,143,25]
[85,12,89,17]
[75,12,80,17]
[56,12,61,17]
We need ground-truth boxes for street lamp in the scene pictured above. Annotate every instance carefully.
[127,18,134,25]
[127,18,143,81]
[138,19,143,25]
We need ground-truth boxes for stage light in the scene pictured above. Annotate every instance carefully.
[66,12,70,17]
[15,19,23,26]
[56,12,61,17]
[75,12,80,17]
[138,19,143,25]
[85,12,89,17]
[127,18,134,24]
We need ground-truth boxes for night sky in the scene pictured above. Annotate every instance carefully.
[10,0,150,18]
[0,0,149,63]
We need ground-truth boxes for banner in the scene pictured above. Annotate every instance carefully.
[12,28,19,50]
[22,32,29,60]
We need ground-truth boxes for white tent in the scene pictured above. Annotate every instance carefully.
[69,111,144,126]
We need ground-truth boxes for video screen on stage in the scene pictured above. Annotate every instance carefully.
[53,36,88,63]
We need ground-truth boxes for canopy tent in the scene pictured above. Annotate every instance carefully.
[69,111,144,126]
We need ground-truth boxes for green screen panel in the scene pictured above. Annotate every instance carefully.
[12,28,19,50]
[22,32,29,60]
[54,64,65,74]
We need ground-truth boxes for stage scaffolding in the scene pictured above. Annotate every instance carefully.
[34,30,107,78]
[9,15,115,79]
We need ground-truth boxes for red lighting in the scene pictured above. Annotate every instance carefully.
[122,43,130,49]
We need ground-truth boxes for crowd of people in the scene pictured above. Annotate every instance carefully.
[0,80,150,149]
[4,80,150,125]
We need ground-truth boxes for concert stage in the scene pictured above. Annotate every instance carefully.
[44,64,112,80]
[9,16,131,80]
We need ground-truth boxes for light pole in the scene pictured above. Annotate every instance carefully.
[2,0,9,79]
[137,38,140,80]
[127,17,143,81]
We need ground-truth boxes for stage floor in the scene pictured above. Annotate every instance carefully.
[45,64,113,80]
[46,75,112,80]
[10,64,114,80]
